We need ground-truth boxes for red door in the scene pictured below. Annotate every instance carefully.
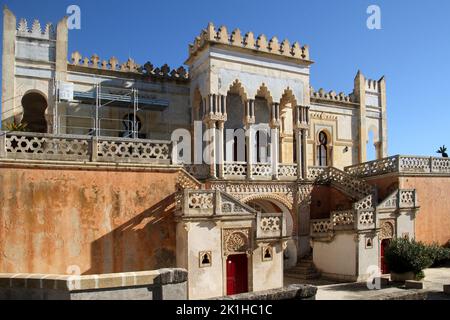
[381,239,391,274]
[226,254,248,296]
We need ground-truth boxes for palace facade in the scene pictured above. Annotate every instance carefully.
[1,8,449,299]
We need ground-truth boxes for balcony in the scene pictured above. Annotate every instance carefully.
[345,155,450,178]
[0,131,172,165]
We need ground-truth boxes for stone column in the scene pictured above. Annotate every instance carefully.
[218,121,225,179]
[301,129,308,178]
[245,100,255,180]
[295,129,303,179]
[246,121,253,180]
[0,132,6,158]
[1,7,16,129]
[207,121,217,179]
[271,124,280,180]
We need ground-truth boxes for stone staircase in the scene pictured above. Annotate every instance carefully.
[285,257,321,280]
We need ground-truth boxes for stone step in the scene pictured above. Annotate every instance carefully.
[287,266,317,273]
[284,272,321,280]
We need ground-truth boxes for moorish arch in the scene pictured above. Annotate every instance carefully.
[21,90,48,133]
[243,195,298,269]
[279,88,298,164]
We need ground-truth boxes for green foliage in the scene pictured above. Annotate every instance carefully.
[386,239,450,275]
[5,122,28,132]
[426,243,450,266]
[415,271,425,281]
[385,238,433,274]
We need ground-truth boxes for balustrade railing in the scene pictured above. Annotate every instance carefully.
[345,155,450,178]
[377,189,418,210]
[251,163,272,177]
[278,164,297,178]
[223,162,247,178]
[0,132,172,164]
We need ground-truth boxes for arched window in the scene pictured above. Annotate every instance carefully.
[317,131,328,167]
[21,92,48,133]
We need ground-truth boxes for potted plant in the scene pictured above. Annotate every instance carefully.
[385,238,433,281]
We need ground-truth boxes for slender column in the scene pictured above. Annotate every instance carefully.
[207,121,217,179]
[271,125,280,180]
[246,123,253,180]
[301,129,308,178]
[222,95,227,115]
[218,121,225,179]
[209,95,214,117]
[296,129,303,179]
[0,131,6,158]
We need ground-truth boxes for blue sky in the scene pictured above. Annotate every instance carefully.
[1,0,449,157]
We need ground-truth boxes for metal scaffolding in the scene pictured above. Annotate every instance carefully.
[54,78,141,138]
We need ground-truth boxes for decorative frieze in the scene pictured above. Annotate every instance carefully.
[69,52,189,81]
[16,18,55,40]
[188,22,310,63]
[310,87,355,104]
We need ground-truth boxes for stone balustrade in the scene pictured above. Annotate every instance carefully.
[177,189,257,217]
[0,132,172,165]
[377,189,419,210]
[278,164,298,179]
[311,208,377,237]
[345,155,450,178]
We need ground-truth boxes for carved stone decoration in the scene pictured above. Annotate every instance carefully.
[211,182,295,210]
[260,217,281,232]
[223,229,250,256]
[380,220,396,240]
[17,18,28,32]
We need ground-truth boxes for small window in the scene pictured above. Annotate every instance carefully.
[262,246,273,262]
[317,131,329,167]
[366,237,373,249]
[199,251,212,268]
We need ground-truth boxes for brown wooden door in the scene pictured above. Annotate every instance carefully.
[226,254,248,296]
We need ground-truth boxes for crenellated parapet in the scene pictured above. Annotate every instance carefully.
[16,18,55,40]
[188,22,311,63]
[69,52,189,81]
[310,87,356,104]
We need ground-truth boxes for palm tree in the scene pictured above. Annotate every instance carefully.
[437,145,448,158]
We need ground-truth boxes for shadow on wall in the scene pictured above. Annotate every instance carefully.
[310,185,354,220]
[85,193,178,275]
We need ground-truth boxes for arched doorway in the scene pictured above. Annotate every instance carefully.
[21,92,48,133]
[246,198,297,269]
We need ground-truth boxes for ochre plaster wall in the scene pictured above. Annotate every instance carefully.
[0,165,179,274]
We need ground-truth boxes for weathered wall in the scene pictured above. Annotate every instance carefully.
[367,175,450,245]
[313,233,357,280]
[400,176,450,245]
[310,186,353,219]
[0,163,180,274]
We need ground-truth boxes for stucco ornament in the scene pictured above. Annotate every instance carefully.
[380,220,395,240]
[223,229,250,255]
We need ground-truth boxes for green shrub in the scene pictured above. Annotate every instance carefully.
[426,243,450,267]
[385,238,434,276]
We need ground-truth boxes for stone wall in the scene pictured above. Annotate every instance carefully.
[0,268,187,300]
[0,161,181,275]
[400,176,450,245]
[367,174,450,245]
